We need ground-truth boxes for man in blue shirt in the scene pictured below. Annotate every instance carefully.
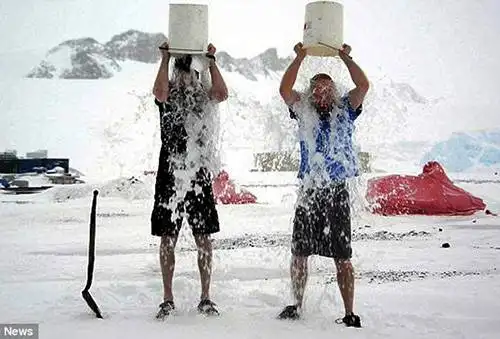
[278,42,369,327]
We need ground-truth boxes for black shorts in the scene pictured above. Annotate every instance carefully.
[151,151,220,237]
[291,181,352,259]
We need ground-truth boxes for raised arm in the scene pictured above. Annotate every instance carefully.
[339,44,370,110]
[152,42,171,102]
[206,43,228,103]
[279,42,306,106]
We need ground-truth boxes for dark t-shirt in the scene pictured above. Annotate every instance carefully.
[154,81,208,157]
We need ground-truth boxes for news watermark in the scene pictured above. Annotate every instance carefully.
[0,324,38,339]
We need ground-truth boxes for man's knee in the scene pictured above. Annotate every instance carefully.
[292,255,308,268]
[292,255,308,261]
[194,234,212,251]
[160,235,177,254]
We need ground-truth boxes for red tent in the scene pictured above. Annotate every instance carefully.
[212,170,257,204]
[366,161,487,216]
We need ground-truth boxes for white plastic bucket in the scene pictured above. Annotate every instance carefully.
[302,1,343,57]
[168,3,208,55]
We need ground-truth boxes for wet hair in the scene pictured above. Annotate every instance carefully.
[172,54,200,80]
[310,73,333,87]
[307,73,339,112]
[174,54,193,73]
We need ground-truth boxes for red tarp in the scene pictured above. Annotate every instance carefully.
[212,170,257,204]
[366,161,486,216]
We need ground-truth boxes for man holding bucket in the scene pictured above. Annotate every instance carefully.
[277,41,369,327]
[151,40,228,319]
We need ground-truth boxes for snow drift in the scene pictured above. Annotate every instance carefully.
[41,176,152,202]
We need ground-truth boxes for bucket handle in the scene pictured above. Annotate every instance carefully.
[316,42,352,59]
[317,42,340,52]
[159,46,209,52]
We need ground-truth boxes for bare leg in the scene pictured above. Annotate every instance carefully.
[160,235,178,302]
[291,255,309,308]
[335,259,355,314]
[194,234,212,300]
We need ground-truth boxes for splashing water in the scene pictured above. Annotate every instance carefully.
[158,63,222,225]
[293,57,377,217]
[281,56,382,293]
[288,63,358,184]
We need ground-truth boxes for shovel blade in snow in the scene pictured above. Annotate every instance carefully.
[82,290,103,318]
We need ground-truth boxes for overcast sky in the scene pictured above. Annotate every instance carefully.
[1,0,499,104]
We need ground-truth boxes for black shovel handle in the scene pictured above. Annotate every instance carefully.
[81,190,103,318]
[84,190,98,290]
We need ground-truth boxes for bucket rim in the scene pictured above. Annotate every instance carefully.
[305,1,343,6]
[169,3,208,7]
[168,48,207,55]
[303,42,341,50]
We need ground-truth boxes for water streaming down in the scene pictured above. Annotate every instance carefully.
[288,56,373,237]
[275,55,383,317]
[95,51,376,271]
[157,55,222,225]
[150,54,224,309]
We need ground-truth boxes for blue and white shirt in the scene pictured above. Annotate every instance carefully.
[288,94,362,184]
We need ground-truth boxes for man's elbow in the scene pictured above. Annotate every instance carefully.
[279,87,289,101]
[221,87,229,100]
[153,88,168,102]
[279,87,295,105]
[218,92,229,102]
[213,90,228,102]
[279,84,287,96]
[358,81,370,93]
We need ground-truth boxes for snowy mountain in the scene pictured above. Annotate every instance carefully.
[26,37,121,79]
[217,48,293,81]
[104,30,167,63]
[2,29,438,178]
[26,30,293,81]
[26,30,168,79]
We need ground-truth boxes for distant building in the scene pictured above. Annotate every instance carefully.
[0,150,18,160]
[0,158,69,174]
[26,150,48,159]
[252,150,371,173]
[5,149,17,157]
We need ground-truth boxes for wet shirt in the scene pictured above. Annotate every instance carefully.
[154,81,209,157]
[288,94,363,182]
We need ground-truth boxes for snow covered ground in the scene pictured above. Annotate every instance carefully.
[0,173,499,338]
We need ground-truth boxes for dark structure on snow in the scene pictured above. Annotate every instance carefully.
[0,153,69,174]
